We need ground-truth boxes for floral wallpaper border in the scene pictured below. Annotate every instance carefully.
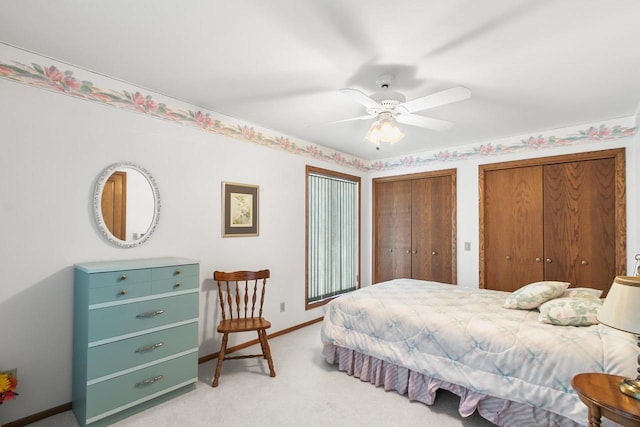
[0,43,636,172]
[373,120,636,171]
[0,54,363,172]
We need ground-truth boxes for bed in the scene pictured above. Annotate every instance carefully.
[321,279,638,426]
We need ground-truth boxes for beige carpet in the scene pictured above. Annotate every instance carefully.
[31,322,495,426]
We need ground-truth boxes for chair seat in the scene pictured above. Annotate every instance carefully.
[217,317,271,333]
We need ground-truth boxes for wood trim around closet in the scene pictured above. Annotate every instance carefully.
[478,148,626,289]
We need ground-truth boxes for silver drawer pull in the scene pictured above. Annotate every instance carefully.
[174,282,181,289]
[135,375,164,387]
[120,274,127,281]
[175,269,181,275]
[136,310,165,319]
[135,342,164,353]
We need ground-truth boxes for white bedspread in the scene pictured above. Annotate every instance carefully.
[321,279,638,425]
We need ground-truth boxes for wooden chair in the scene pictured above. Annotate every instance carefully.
[212,269,276,387]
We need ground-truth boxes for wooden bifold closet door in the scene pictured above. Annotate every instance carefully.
[373,169,456,284]
[543,159,617,290]
[411,176,455,281]
[374,179,412,281]
[483,166,544,292]
[480,149,625,296]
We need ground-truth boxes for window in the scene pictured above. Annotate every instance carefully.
[306,165,360,309]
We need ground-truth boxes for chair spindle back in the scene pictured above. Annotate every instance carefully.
[214,269,270,321]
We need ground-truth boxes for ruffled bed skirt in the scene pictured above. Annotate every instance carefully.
[322,343,582,427]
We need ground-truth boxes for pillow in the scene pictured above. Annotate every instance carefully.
[538,297,603,326]
[503,281,570,309]
[561,287,603,299]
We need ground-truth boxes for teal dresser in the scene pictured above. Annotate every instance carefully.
[73,258,199,426]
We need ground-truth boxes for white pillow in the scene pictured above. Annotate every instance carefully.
[538,297,603,326]
[503,281,570,309]
[561,287,603,299]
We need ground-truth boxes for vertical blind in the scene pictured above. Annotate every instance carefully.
[308,172,358,303]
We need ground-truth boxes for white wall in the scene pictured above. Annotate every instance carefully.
[0,79,370,424]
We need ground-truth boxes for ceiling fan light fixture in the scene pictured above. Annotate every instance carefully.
[339,81,471,145]
[366,114,405,146]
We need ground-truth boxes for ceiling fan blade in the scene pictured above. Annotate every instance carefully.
[396,113,453,131]
[398,86,471,114]
[331,114,375,123]
[339,88,381,109]
[309,114,375,127]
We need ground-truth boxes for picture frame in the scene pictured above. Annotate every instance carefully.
[222,182,259,237]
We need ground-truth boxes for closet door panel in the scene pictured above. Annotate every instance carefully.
[484,166,544,292]
[374,181,412,282]
[411,176,453,283]
[579,158,616,291]
[543,159,616,291]
[542,162,577,282]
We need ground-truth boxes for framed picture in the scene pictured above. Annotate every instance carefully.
[222,182,259,237]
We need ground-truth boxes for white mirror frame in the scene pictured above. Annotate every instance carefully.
[93,162,161,248]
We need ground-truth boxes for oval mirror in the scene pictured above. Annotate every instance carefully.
[93,162,160,248]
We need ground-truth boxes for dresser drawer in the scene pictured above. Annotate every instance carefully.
[152,264,198,281]
[88,269,151,289]
[152,276,198,294]
[151,264,199,294]
[87,322,198,381]
[85,352,197,421]
[88,293,198,343]
[89,282,152,305]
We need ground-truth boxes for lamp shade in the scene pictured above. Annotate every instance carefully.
[365,114,404,145]
[597,276,640,334]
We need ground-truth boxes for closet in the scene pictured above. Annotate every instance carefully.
[373,169,456,284]
[479,148,626,295]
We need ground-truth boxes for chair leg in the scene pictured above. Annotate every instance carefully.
[212,332,229,387]
[258,329,267,358]
[259,329,276,378]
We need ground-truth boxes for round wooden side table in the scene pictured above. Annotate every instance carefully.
[572,373,640,427]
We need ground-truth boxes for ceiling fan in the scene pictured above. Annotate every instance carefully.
[337,74,471,145]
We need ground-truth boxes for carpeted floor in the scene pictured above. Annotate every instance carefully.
[31,322,495,426]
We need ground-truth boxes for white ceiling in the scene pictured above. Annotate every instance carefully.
[1,0,640,160]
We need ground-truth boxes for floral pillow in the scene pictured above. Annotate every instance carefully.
[561,287,603,299]
[503,281,570,309]
[538,297,603,326]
